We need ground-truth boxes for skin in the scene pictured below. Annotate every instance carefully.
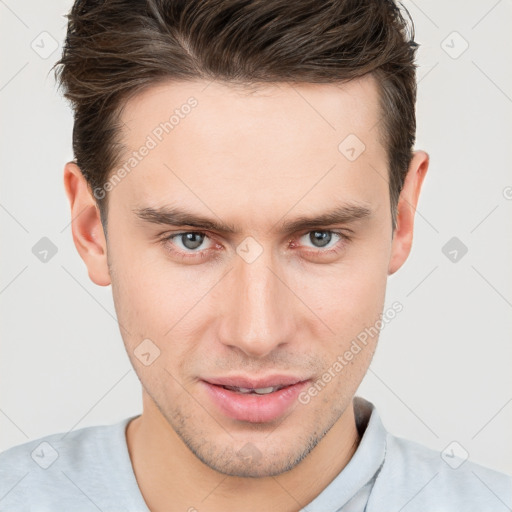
[64,76,428,511]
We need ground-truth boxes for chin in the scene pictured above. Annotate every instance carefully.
[181,431,322,478]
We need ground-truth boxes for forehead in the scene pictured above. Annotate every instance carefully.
[119,77,382,145]
[112,77,387,226]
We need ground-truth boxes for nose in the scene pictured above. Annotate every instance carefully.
[217,246,295,358]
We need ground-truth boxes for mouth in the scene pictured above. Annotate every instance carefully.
[200,376,309,423]
[220,384,289,394]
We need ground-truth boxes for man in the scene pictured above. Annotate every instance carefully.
[0,0,510,510]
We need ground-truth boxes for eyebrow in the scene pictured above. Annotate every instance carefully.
[132,202,372,235]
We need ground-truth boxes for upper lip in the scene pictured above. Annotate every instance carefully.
[203,375,309,389]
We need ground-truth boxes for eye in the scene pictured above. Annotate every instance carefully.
[159,229,350,263]
[166,232,213,252]
[297,230,345,251]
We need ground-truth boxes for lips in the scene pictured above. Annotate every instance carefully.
[200,375,309,423]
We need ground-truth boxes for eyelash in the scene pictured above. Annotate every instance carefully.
[158,229,351,262]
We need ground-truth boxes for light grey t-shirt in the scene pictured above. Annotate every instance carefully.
[0,397,510,511]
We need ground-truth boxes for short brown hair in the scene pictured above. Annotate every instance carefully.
[53,0,418,233]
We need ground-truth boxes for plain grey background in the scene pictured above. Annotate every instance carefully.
[1,1,511,475]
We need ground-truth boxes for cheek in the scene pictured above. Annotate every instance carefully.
[109,237,221,352]
[298,248,389,339]
[295,263,387,403]
[108,236,174,334]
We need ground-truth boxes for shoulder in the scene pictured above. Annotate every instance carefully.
[0,417,138,511]
[0,420,122,475]
[369,432,512,511]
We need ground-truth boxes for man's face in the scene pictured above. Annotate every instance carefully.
[105,77,394,477]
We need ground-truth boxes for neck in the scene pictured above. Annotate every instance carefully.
[126,395,360,512]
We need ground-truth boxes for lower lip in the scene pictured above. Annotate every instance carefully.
[201,381,309,423]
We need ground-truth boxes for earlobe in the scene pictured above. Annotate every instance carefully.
[63,161,111,286]
[388,150,429,275]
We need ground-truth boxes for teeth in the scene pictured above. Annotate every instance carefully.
[253,387,276,394]
[223,385,280,394]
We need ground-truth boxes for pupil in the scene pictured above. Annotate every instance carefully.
[310,231,331,248]
[182,233,204,250]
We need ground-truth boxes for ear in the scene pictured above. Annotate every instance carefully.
[388,150,429,275]
[63,161,111,286]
